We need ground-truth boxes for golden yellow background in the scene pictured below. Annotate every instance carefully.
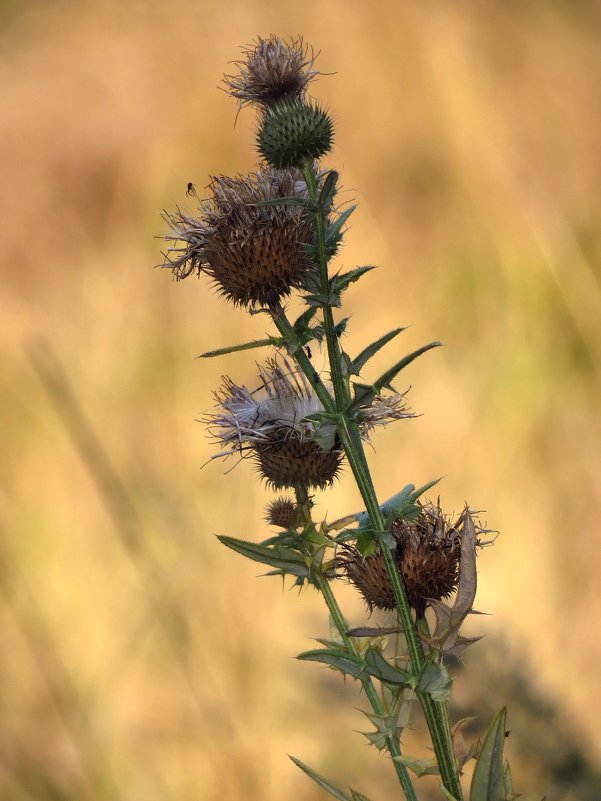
[2,2,601,799]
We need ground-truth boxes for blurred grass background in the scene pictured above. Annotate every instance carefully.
[1,1,601,799]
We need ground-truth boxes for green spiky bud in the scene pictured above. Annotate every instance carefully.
[258,99,334,169]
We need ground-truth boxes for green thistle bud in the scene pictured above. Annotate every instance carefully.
[258,99,334,169]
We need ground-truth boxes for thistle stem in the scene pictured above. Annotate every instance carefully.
[293,485,417,799]
[316,574,419,801]
[284,165,464,801]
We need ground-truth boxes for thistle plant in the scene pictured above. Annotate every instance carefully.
[161,35,518,801]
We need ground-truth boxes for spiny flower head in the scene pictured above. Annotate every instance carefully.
[224,35,320,109]
[258,98,334,169]
[343,503,467,618]
[206,358,412,489]
[265,496,300,529]
[161,167,314,308]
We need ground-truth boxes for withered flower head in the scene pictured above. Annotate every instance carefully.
[265,496,299,529]
[206,358,411,489]
[207,357,342,489]
[224,35,320,108]
[343,504,464,618]
[161,166,313,308]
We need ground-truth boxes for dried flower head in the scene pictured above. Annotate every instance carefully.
[224,36,320,108]
[207,358,342,489]
[161,167,314,308]
[206,358,411,489]
[343,504,464,618]
[265,496,299,529]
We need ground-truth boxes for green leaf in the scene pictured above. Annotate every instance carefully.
[339,351,353,378]
[292,307,324,349]
[354,479,442,529]
[441,787,460,801]
[350,328,406,376]
[318,170,339,212]
[303,265,374,309]
[334,318,349,338]
[361,702,412,752]
[355,529,377,556]
[198,337,283,358]
[470,708,508,801]
[503,762,514,798]
[297,648,366,679]
[417,662,453,702]
[349,382,377,412]
[363,646,412,686]
[217,536,310,578]
[350,792,374,801]
[324,205,357,257]
[289,756,351,801]
[306,412,341,451]
[315,637,346,650]
[394,755,440,778]
[372,341,442,393]
[330,264,374,297]
[294,306,318,328]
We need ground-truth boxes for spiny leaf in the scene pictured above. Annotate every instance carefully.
[350,328,406,376]
[363,646,412,686]
[291,307,323,349]
[394,755,440,778]
[305,412,341,451]
[355,529,377,556]
[304,265,374,309]
[323,205,357,256]
[353,479,442,529]
[503,761,515,799]
[289,756,352,801]
[330,264,374,296]
[335,318,350,338]
[198,336,283,358]
[293,306,318,330]
[350,792,374,801]
[217,536,310,578]
[416,662,453,702]
[318,170,339,212]
[360,701,412,751]
[470,708,508,801]
[297,648,366,679]
[372,341,442,393]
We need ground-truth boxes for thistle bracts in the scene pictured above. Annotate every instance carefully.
[161,167,313,308]
[258,99,334,169]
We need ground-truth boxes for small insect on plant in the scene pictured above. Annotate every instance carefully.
[186,181,196,197]
[160,35,525,801]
